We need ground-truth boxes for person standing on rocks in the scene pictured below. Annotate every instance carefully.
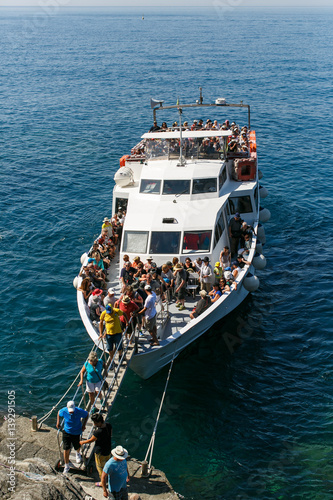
[56,400,88,474]
[102,445,130,499]
[79,413,112,487]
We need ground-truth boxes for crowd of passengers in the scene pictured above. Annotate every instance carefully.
[148,119,250,154]
[78,213,254,346]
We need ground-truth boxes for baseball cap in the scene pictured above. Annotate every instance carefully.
[67,401,75,413]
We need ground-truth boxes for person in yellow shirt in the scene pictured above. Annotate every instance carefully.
[101,217,113,238]
[213,261,223,281]
[98,305,128,360]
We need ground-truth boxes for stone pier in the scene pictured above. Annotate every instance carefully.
[0,416,179,500]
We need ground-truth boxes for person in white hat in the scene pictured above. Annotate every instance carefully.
[56,401,88,474]
[101,445,130,499]
[101,217,113,238]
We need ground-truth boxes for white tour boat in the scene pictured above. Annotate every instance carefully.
[75,90,270,379]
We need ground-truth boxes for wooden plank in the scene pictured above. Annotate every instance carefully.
[71,345,135,470]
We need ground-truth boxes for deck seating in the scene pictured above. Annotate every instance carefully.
[186,272,200,298]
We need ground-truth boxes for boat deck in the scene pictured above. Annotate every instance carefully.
[105,257,198,349]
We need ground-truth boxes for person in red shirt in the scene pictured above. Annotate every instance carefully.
[115,295,139,341]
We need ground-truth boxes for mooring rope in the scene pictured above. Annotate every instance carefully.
[37,342,100,425]
[144,347,177,471]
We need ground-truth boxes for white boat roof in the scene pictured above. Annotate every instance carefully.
[141,130,232,139]
[124,193,230,231]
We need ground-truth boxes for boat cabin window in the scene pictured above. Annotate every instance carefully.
[213,211,226,249]
[162,179,191,195]
[192,178,217,194]
[182,231,212,253]
[219,167,227,190]
[229,195,253,214]
[122,231,149,254]
[140,179,161,194]
[150,231,181,254]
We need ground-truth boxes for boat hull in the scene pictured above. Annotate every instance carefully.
[130,278,250,379]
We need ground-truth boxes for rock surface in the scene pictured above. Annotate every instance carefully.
[0,416,179,500]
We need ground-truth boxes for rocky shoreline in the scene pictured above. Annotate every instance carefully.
[0,416,179,500]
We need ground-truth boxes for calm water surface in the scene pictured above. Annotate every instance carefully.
[1,6,333,499]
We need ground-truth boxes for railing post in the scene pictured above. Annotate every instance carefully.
[141,460,149,477]
[31,415,38,432]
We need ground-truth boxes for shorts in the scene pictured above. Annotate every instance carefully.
[62,431,80,451]
[95,453,111,480]
[86,380,102,393]
[145,314,156,332]
[106,333,123,352]
[109,488,128,500]
[177,286,186,300]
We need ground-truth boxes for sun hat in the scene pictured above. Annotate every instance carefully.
[203,256,209,262]
[122,295,131,304]
[103,217,109,222]
[92,289,103,296]
[108,287,115,295]
[175,263,182,269]
[111,445,128,460]
[67,401,75,413]
[147,256,153,260]
[199,290,207,297]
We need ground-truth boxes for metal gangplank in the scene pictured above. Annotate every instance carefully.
[68,326,136,472]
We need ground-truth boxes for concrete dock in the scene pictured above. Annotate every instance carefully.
[0,416,179,500]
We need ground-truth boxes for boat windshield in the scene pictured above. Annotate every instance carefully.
[162,180,190,195]
[145,137,225,160]
[193,178,217,194]
[140,179,161,194]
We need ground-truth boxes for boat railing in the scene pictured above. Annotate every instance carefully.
[156,296,170,328]
[76,319,135,416]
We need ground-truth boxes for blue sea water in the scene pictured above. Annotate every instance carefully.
[1,5,333,499]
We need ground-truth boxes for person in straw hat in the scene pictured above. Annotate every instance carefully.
[101,445,130,499]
